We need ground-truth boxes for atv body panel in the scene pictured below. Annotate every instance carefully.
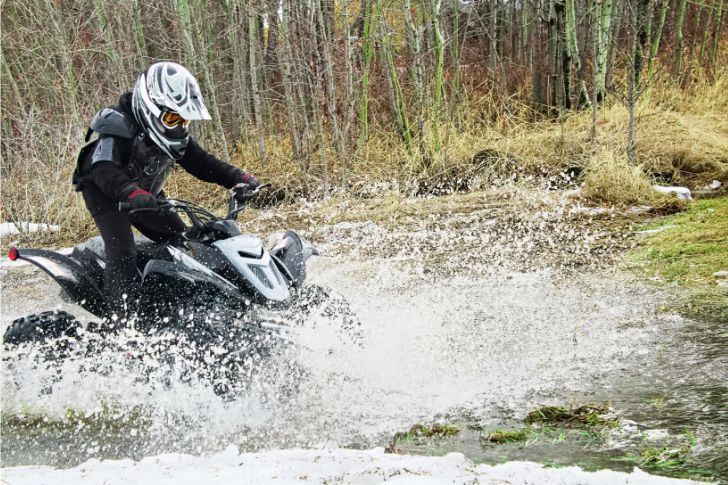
[5,193,319,339]
[11,248,107,316]
[270,230,310,288]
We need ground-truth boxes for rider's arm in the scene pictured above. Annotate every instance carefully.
[86,135,140,200]
[177,138,247,189]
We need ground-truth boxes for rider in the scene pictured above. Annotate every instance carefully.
[74,61,259,318]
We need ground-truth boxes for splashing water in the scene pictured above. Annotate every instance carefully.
[2,191,725,479]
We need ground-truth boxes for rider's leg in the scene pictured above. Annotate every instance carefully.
[92,210,141,321]
[131,210,186,243]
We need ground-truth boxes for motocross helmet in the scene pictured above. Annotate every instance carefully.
[131,62,211,160]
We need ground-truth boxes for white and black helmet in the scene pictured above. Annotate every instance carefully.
[131,62,211,160]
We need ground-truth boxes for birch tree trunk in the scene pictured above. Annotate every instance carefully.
[595,0,614,103]
[248,10,266,162]
[404,0,429,161]
[432,0,446,155]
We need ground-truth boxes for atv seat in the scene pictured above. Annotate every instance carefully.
[73,235,166,272]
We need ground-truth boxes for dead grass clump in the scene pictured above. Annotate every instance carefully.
[636,110,728,185]
[496,86,728,188]
[412,147,521,196]
[580,151,684,210]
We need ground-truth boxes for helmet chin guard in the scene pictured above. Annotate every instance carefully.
[132,62,211,160]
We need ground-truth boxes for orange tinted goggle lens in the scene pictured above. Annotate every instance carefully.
[161,111,188,128]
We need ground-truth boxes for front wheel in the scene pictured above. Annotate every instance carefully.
[3,310,82,346]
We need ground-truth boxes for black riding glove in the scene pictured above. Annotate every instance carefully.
[240,172,260,190]
[231,173,261,204]
[126,189,159,210]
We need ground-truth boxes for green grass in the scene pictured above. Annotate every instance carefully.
[524,404,619,428]
[483,429,531,444]
[393,423,461,445]
[612,431,716,480]
[627,196,728,322]
[386,422,461,453]
[629,197,728,286]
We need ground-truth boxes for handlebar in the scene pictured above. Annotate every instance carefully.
[117,183,268,225]
[227,183,268,221]
[118,200,174,213]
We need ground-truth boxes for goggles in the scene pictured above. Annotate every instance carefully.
[161,111,190,129]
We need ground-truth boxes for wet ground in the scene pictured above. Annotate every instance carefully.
[2,188,726,482]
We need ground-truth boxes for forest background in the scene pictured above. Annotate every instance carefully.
[1,0,727,244]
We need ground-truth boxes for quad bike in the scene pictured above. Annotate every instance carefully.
[3,187,358,394]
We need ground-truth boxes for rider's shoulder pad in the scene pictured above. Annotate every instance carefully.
[90,108,137,139]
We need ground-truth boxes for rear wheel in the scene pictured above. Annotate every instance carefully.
[3,311,82,346]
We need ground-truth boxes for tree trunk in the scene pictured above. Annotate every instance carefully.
[595,0,614,103]
[646,0,669,79]
[341,0,355,186]
[248,10,265,162]
[674,0,688,75]
[711,0,724,69]
[277,0,302,161]
[404,0,429,161]
[316,0,346,167]
[591,0,600,137]
[380,11,413,156]
[433,0,446,156]
[548,0,560,111]
[356,0,380,149]
[489,0,499,82]
[627,0,650,162]
[605,0,621,91]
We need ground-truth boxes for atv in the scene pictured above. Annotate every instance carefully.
[3,187,357,394]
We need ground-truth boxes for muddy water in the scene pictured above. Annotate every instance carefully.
[1,191,725,481]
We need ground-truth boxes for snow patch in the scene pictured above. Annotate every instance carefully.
[1,447,711,485]
[653,185,692,200]
[0,221,59,236]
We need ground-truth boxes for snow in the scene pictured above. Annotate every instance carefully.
[1,447,712,485]
[653,185,692,200]
[706,180,721,190]
[0,221,59,237]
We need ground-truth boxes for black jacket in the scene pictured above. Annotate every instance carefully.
[77,92,245,215]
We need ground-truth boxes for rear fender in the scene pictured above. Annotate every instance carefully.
[9,248,107,316]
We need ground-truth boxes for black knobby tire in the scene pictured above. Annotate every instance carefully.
[3,311,82,345]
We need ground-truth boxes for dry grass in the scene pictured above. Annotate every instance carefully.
[2,71,727,248]
[580,150,685,210]
[499,79,728,186]
[237,71,728,201]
